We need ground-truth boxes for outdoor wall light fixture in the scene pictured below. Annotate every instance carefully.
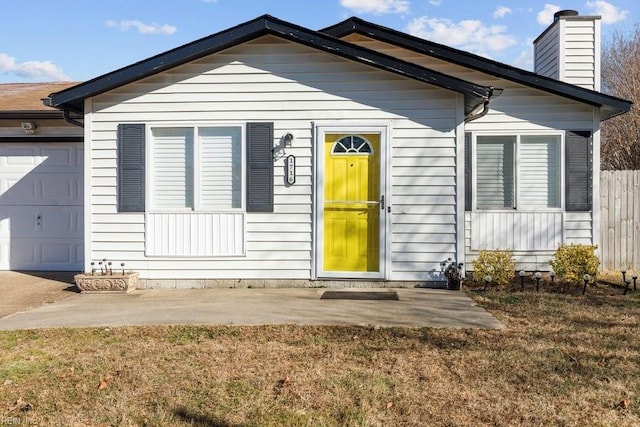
[583,274,591,295]
[21,122,36,134]
[282,132,294,147]
[534,271,542,292]
[518,270,526,290]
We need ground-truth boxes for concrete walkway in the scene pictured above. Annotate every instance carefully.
[0,273,504,330]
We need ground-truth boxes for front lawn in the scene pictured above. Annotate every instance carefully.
[1,287,639,426]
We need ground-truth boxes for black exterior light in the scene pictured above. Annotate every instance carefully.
[583,274,591,295]
[534,271,542,292]
[632,273,638,292]
[550,270,555,283]
[518,270,526,290]
[621,269,627,284]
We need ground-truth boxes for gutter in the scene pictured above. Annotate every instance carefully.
[42,96,84,128]
[465,87,503,123]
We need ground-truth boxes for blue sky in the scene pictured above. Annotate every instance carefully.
[1,0,637,84]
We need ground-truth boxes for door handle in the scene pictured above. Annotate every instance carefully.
[380,195,385,210]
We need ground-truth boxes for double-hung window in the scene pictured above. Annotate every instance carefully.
[475,134,561,210]
[150,125,243,211]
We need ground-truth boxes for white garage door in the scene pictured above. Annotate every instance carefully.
[0,143,83,271]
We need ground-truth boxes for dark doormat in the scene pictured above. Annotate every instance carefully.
[320,291,399,300]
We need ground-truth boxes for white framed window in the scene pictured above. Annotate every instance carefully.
[150,125,243,211]
[475,133,562,210]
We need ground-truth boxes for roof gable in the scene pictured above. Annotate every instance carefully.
[322,17,631,120]
[47,15,494,116]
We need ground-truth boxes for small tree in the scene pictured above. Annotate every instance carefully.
[601,25,640,170]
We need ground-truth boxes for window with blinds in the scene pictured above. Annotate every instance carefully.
[475,134,561,210]
[151,126,242,211]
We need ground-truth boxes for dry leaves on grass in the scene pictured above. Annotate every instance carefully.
[98,374,113,390]
[7,397,33,413]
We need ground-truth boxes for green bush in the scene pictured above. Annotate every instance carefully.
[549,244,600,283]
[471,250,516,286]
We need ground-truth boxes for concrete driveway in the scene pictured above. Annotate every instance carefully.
[0,271,78,318]
[0,272,504,330]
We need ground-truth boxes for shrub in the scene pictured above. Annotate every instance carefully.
[549,244,600,283]
[471,250,516,286]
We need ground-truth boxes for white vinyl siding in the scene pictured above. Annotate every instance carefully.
[146,212,244,256]
[534,24,560,79]
[87,35,457,282]
[563,18,600,91]
[520,136,561,208]
[533,17,600,91]
[152,128,193,209]
[476,136,515,209]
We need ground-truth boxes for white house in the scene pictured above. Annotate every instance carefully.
[2,12,630,287]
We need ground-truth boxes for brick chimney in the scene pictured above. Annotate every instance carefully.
[533,10,601,91]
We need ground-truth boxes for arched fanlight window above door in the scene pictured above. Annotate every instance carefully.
[331,135,373,155]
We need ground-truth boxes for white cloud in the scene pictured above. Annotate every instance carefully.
[537,4,560,25]
[513,38,535,70]
[428,0,442,5]
[493,6,512,19]
[339,0,410,15]
[0,52,69,81]
[586,0,628,24]
[106,19,177,35]
[406,17,517,55]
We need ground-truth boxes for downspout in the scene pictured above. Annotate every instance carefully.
[42,96,84,128]
[63,109,84,128]
[465,87,503,123]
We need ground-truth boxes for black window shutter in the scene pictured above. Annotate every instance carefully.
[117,123,145,212]
[246,122,274,212]
[565,130,592,211]
[464,132,472,211]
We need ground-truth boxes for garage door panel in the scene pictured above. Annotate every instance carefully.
[1,175,82,206]
[0,207,83,239]
[0,239,82,271]
[2,147,39,165]
[0,142,83,271]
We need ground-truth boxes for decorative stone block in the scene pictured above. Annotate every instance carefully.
[74,272,138,293]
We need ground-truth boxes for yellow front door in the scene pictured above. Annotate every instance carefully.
[323,133,380,272]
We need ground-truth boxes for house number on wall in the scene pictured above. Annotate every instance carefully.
[286,154,296,185]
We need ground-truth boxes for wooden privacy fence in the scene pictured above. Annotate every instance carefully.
[600,170,640,270]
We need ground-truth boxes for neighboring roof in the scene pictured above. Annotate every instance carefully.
[322,17,631,120]
[46,15,494,116]
[0,82,78,119]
